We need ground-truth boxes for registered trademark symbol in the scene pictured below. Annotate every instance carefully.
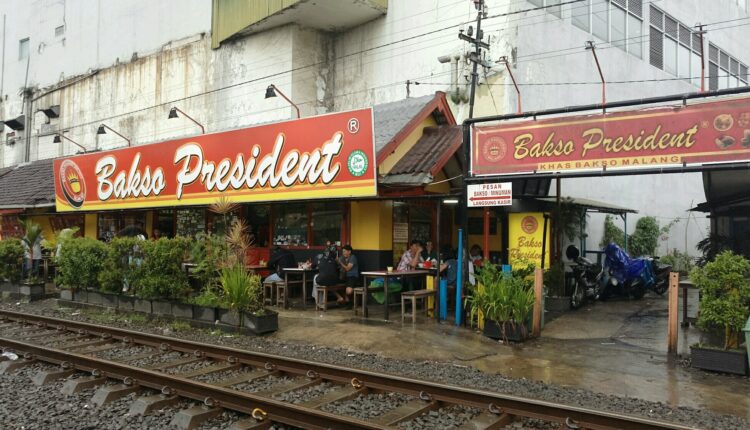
[348,118,360,134]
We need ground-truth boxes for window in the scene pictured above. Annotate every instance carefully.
[154,210,175,238]
[273,204,309,247]
[708,43,748,90]
[572,1,643,58]
[97,212,147,241]
[528,0,560,17]
[246,205,270,247]
[176,208,205,237]
[311,202,344,246]
[18,38,29,61]
[272,202,344,247]
[648,6,727,87]
[55,25,65,37]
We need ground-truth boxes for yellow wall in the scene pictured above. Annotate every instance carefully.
[84,213,97,239]
[378,116,437,174]
[350,200,392,251]
[145,211,154,237]
[28,215,54,240]
[424,170,451,194]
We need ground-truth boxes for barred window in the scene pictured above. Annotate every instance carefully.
[707,43,748,90]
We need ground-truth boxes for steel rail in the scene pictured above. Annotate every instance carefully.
[0,310,695,430]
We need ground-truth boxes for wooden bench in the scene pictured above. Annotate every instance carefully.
[352,287,365,316]
[401,289,436,323]
[262,281,276,306]
[315,283,348,312]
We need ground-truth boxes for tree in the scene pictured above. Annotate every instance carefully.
[599,215,625,249]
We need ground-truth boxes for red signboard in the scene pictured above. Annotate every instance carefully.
[472,97,750,176]
[54,109,376,212]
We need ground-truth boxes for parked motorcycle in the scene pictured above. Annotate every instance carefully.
[565,245,604,309]
[602,243,656,300]
[649,256,672,295]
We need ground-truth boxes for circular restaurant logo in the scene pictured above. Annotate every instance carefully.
[482,136,507,163]
[347,150,368,177]
[59,159,86,209]
[521,215,538,235]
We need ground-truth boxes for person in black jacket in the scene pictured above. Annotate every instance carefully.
[312,248,344,304]
[265,246,297,283]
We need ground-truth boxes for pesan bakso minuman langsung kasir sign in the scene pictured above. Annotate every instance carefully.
[471,97,750,176]
[54,109,376,212]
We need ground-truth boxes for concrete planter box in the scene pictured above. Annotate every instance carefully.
[60,290,74,301]
[483,320,529,342]
[87,290,105,305]
[73,289,87,303]
[192,305,216,323]
[171,301,193,319]
[243,310,278,335]
[691,346,748,376]
[133,298,152,314]
[0,282,17,293]
[218,309,241,326]
[151,300,172,316]
[20,283,45,300]
[117,295,136,312]
[100,292,118,308]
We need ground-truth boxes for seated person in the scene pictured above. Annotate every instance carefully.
[421,240,438,262]
[264,246,297,283]
[397,240,424,272]
[469,244,484,267]
[312,249,345,304]
[338,245,359,304]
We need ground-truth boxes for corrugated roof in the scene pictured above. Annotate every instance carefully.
[372,94,436,153]
[388,125,462,175]
[535,197,637,214]
[0,158,56,208]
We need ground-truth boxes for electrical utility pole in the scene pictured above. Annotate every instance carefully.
[457,0,489,326]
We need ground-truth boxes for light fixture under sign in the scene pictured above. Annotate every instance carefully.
[443,199,459,204]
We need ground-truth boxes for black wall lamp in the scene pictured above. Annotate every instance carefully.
[97,124,131,147]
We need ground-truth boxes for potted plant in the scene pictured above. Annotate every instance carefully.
[190,286,221,323]
[217,263,250,327]
[56,238,108,300]
[689,251,750,375]
[243,271,278,335]
[544,261,570,312]
[466,264,534,342]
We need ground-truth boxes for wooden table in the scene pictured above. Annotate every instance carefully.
[360,270,430,320]
[282,267,318,310]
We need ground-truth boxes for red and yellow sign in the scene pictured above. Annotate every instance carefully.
[472,97,750,176]
[508,212,550,268]
[54,109,377,212]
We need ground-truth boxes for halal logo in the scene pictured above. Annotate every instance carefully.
[521,216,538,235]
[59,159,86,209]
[347,150,368,177]
[482,136,507,163]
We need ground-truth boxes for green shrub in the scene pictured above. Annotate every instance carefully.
[690,251,750,350]
[600,215,625,249]
[659,249,695,276]
[56,238,108,290]
[99,237,143,294]
[190,233,227,289]
[0,239,24,283]
[543,261,566,297]
[190,286,224,308]
[135,238,191,300]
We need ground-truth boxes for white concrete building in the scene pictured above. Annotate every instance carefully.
[0,0,748,254]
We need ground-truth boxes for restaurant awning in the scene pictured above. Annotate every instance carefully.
[534,196,637,214]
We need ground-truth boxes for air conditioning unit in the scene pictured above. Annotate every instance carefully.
[39,123,58,136]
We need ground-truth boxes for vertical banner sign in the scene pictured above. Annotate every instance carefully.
[54,109,377,211]
[508,212,550,268]
[472,97,750,176]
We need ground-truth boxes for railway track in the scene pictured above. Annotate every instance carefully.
[0,310,694,430]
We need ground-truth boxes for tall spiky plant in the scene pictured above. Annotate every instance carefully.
[225,218,250,267]
[19,219,42,279]
[209,196,238,237]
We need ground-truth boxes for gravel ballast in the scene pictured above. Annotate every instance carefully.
[398,405,481,430]
[1,300,748,430]
[321,392,414,420]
